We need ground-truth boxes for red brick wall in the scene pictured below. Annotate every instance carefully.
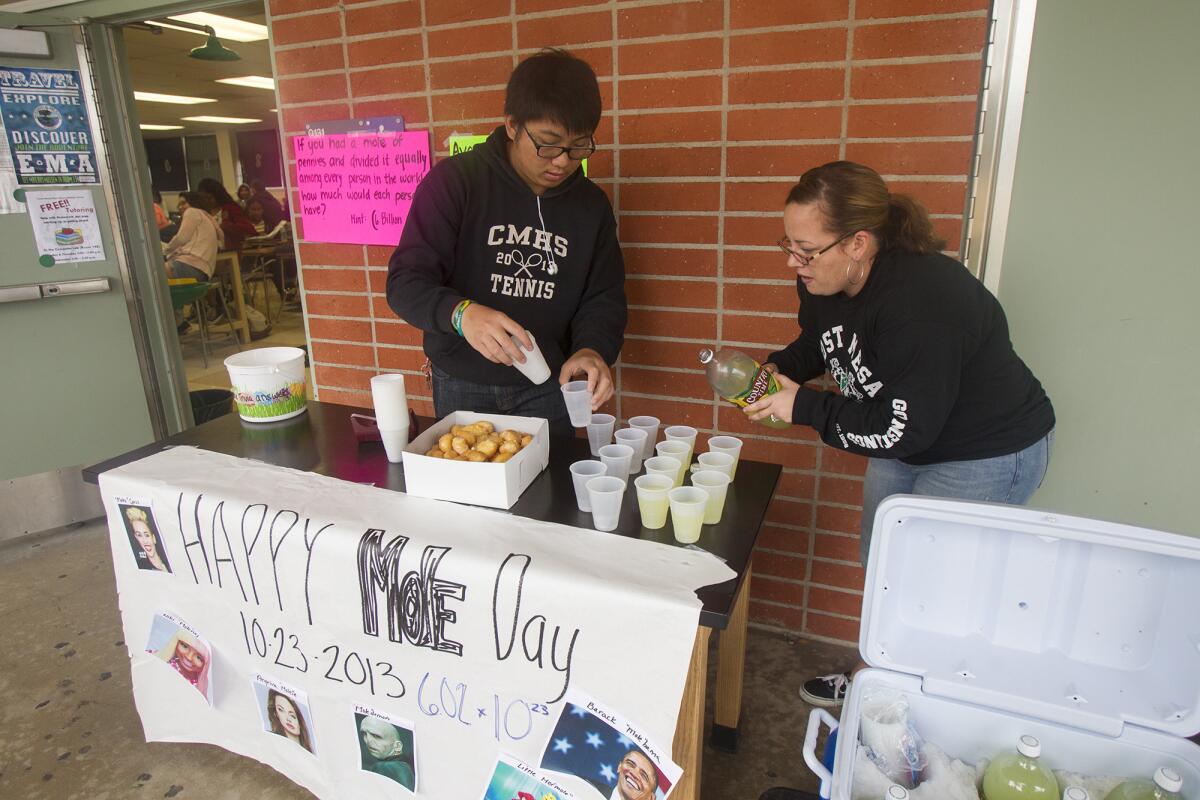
[266,0,989,644]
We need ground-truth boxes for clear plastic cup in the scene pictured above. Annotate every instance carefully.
[634,473,673,529]
[643,456,680,487]
[586,475,626,532]
[614,428,648,473]
[689,451,734,479]
[668,486,708,543]
[586,413,615,456]
[561,380,593,428]
[628,415,661,460]
[598,443,634,483]
[655,440,691,487]
[664,425,698,463]
[569,459,607,512]
[509,330,551,384]
[690,469,731,525]
[707,435,744,479]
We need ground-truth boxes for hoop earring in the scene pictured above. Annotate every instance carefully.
[845,258,865,286]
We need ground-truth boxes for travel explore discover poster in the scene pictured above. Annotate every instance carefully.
[0,66,99,186]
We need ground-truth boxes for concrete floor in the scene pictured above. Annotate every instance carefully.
[0,520,851,800]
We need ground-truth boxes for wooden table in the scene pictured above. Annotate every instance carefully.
[84,401,781,798]
[213,250,250,343]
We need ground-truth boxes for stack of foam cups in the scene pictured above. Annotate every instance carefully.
[370,374,409,463]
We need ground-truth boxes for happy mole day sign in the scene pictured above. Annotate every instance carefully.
[100,448,733,800]
[293,131,430,246]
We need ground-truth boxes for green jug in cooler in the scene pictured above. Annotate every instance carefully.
[1104,767,1184,800]
[982,735,1060,800]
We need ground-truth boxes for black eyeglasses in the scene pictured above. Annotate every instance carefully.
[778,231,852,265]
[523,127,596,160]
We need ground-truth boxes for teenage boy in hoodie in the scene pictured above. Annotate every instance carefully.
[387,49,626,436]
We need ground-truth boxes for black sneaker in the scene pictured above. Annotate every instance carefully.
[177,320,192,335]
[799,671,851,708]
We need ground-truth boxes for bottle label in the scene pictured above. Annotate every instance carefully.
[727,365,779,408]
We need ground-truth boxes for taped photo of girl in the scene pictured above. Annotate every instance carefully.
[253,675,317,756]
[120,504,171,573]
[144,613,212,703]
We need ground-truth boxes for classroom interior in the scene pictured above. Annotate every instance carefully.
[128,2,306,399]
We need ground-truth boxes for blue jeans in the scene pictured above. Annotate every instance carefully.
[431,364,572,437]
[170,261,209,281]
[858,430,1054,566]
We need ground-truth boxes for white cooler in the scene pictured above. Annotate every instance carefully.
[803,495,1200,799]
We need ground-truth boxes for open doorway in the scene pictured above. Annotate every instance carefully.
[123,2,304,404]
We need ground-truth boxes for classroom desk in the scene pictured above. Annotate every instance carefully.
[84,401,781,798]
[213,250,251,343]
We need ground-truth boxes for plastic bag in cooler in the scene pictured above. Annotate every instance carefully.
[859,690,930,788]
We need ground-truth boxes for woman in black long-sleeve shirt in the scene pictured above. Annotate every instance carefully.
[745,162,1055,707]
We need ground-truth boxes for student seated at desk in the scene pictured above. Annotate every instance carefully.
[246,198,267,235]
[249,179,286,230]
[164,191,222,282]
[198,177,257,250]
[153,189,177,243]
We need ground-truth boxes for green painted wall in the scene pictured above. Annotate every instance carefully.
[999,0,1200,534]
[0,18,155,479]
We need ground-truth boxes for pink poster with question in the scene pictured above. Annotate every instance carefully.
[292,131,430,246]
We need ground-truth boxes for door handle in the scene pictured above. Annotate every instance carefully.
[0,277,110,303]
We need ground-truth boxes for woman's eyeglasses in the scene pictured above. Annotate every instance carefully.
[523,127,596,160]
[778,231,852,265]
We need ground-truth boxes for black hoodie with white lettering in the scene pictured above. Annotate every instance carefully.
[387,126,626,386]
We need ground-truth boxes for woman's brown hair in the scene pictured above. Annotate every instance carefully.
[785,161,944,254]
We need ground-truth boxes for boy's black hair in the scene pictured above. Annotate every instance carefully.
[504,48,601,137]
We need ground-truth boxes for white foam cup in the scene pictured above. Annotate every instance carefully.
[509,330,551,384]
[370,373,409,431]
[380,428,409,464]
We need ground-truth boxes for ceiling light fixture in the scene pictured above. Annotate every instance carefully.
[134,91,215,105]
[139,124,185,131]
[181,115,262,124]
[215,75,275,90]
[146,13,268,43]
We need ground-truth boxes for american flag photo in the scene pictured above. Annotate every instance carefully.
[539,699,674,800]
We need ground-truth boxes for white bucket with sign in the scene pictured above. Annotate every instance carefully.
[223,347,308,422]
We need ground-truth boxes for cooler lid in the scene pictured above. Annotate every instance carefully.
[860,496,1200,738]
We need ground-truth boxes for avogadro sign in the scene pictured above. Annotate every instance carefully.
[100,448,732,799]
[0,67,98,186]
